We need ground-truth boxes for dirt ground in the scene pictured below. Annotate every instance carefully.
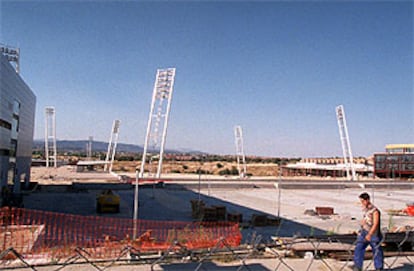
[68,160,282,177]
[17,166,414,271]
[26,166,414,240]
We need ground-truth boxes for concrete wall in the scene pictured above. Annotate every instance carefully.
[0,54,36,192]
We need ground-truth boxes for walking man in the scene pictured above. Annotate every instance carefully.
[353,192,384,271]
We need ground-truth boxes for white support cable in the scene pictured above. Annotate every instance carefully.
[336,105,356,180]
[110,121,120,172]
[234,125,247,178]
[140,68,176,178]
[104,130,114,172]
[104,120,121,172]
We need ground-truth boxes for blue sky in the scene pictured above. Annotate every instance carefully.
[1,1,413,157]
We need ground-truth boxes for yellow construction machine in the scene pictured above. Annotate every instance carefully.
[96,189,120,213]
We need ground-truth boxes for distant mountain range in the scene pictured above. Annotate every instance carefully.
[33,139,203,154]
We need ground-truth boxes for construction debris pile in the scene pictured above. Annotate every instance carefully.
[387,202,414,217]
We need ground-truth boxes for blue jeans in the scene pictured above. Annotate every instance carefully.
[353,229,384,270]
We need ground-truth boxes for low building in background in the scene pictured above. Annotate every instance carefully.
[374,144,414,179]
[281,159,373,179]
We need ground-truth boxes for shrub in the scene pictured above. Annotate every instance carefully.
[218,167,239,176]
[195,169,210,174]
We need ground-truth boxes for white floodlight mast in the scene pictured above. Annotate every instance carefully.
[336,105,356,181]
[44,107,57,168]
[234,125,247,178]
[104,120,121,172]
[87,136,93,159]
[157,69,176,177]
[44,112,49,167]
[140,68,176,178]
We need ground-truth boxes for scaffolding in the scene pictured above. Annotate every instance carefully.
[234,125,247,178]
[0,43,20,74]
[104,120,121,172]
[44,107,57,168]
[335,105,356,181]
[140,68,176,178]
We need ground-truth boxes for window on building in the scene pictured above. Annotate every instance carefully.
[7,162,15,185]
[386,156,399,162]
[11,116,19,138]
[13,100,20,115]
[0,119,12,130]
[10,139,17,157]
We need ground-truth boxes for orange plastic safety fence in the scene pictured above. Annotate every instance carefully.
[0,207,241,261]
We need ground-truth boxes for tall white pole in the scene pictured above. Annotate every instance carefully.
[139,80,158,177]
[133,170,139,240]
[52,108,57,167]
[278,170,282,217]
[105,120,120,172]
[342,110,356,180]
[109,132,119,172]
[104,127,114,172]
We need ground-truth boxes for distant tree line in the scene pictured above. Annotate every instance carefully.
[32,150,300,165]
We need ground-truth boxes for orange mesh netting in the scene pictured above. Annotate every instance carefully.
[0,207,241,260]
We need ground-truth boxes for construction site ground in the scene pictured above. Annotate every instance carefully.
[12,166,414,270]
[27,166,414,237]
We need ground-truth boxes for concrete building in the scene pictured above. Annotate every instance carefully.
[0,53,36,193]
[374,144,414,179]
[281,157,373,178]
[281,161,373,178]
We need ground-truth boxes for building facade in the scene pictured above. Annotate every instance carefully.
[281,161,373,178]
[0,54,36,193]
[374,144,414,179]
